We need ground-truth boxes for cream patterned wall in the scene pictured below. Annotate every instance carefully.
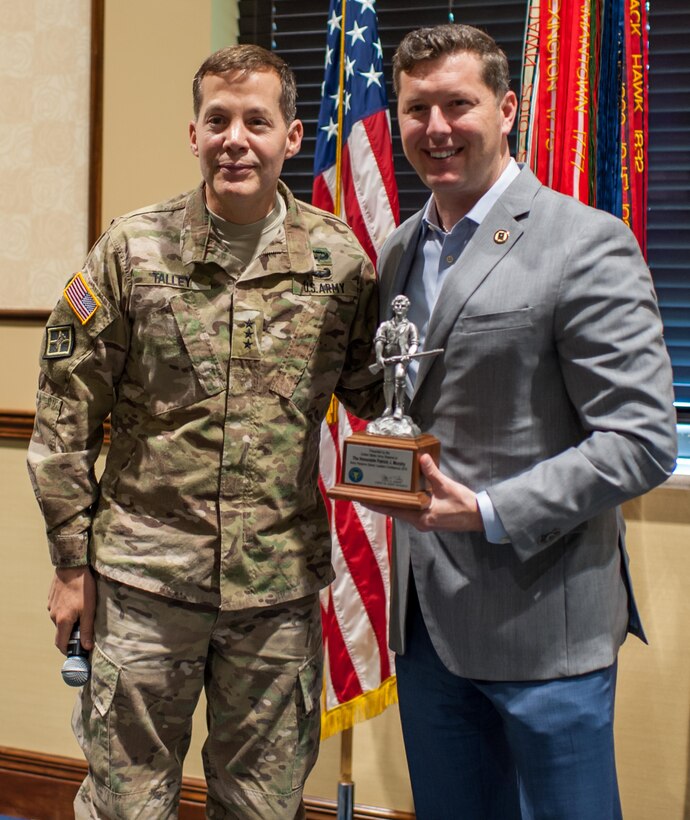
[0,0,91,310]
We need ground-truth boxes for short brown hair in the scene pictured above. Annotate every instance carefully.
[392,24,511,98]
[192,44,297,123]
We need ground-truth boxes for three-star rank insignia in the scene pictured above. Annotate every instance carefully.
[243,318,255,351]
[44,324,75,359]
[231,309,262,360]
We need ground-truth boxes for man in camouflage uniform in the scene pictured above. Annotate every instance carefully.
[28,45,381,819]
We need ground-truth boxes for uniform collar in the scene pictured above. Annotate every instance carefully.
[180,181,314,275]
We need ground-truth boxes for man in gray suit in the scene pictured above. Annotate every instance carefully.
[368,23,678,819]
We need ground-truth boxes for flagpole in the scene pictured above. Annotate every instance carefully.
[334,0,348,216]
[337,723,354,820]
[326,0,349,434]
[333,6,355,814]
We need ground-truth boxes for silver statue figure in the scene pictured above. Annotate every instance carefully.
[367,295,442,437]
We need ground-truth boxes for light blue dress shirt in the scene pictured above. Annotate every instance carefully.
[402,160,521,544]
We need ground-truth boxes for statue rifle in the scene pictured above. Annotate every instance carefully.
[368,348,443,374]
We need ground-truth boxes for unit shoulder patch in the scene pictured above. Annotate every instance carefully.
[44,324,75,359]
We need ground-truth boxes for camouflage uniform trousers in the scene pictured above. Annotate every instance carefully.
[73,576,323,819]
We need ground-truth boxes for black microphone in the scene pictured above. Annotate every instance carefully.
[61,622,91,687]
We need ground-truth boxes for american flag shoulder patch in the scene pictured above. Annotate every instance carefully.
[64,272,101,325]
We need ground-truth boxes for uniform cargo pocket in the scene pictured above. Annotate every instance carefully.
[292,652,323,790]
[74,645,120,789]
[90,646,120,717]
[33,390,63,450]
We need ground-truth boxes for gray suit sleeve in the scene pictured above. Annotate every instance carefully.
[487,211,677,560]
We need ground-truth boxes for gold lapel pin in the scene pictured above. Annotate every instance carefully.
[494,229,510,244]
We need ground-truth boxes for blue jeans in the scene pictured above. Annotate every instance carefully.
[395,580,623,820]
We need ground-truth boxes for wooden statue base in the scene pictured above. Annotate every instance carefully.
[327,430,441,510]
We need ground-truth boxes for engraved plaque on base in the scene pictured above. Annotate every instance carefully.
[327,430,441,509]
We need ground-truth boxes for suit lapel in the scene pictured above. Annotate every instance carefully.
[379,211,425,316]
[412,168,541,396]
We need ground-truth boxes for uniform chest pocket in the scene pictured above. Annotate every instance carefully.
[268,294,356,416]
[268,295,329,409]
[128,290,224,415]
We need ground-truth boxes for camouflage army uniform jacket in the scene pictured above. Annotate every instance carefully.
[28,182,382,610]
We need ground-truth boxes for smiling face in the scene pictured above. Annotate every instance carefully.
[189,69,303,224]
[397,51,517,229]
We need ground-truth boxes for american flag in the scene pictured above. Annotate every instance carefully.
[312,0,399,266]
[64,272,100,324]
[313,0,400,739]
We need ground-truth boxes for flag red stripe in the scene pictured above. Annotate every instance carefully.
[317,431,366,701]
[332,497,392,681]
[312,173,335,214]
[360,111,400,223]
[340,144,379,265]
[324,414,391,682]
[323,586,364,703]
[319,422,382,703]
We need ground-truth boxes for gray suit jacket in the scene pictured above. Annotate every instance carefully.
[378,167,677,680]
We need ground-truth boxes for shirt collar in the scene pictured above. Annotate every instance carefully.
[422,158,520,234]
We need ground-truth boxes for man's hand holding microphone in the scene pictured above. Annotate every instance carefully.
[48,566,96,686]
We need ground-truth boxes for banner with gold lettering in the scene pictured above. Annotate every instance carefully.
[517,0,650,256]
[622,0,649,256]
